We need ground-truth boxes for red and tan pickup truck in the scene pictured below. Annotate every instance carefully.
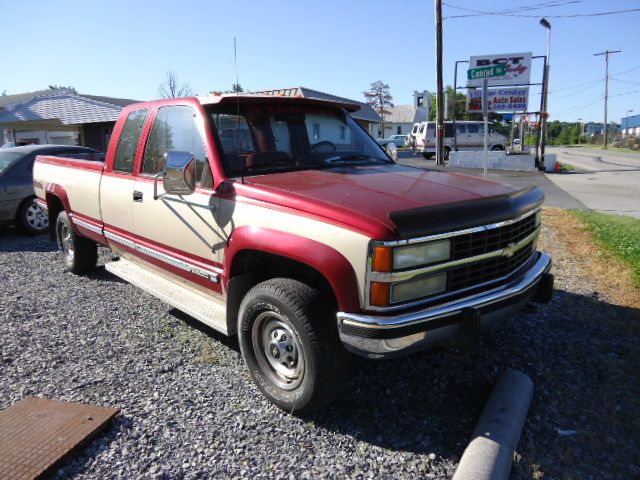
[33,94,553,414]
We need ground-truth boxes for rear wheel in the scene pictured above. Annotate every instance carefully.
[422,152,434,159]
[56,212,97,274]
[491,145,504,151]
[238,278,350,415]
[17,197,49,234]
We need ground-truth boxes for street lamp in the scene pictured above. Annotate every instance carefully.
[577,117,582,145]
[539,18,551,169]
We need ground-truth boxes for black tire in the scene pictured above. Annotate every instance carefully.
[17,196,49,234]
[55,211,97,274]
[491,145,504,151]
[444,147,451,160]
[422,152,434,159]
[238,278,350,415]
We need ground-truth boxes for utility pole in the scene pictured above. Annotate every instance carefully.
[594,49,621,148]
[435,0,445,166]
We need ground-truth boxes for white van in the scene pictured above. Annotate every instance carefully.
[415,121,507,159]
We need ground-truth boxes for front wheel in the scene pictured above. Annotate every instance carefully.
[56,211,97,274]
[238,278,350,415]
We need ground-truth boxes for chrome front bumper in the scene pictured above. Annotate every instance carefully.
[337,252,553,358]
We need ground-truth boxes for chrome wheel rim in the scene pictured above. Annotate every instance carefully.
[252,311,304,390]
[60,224,74,263]
[26,201,48,231]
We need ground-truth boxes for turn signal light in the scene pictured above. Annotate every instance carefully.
[370,282,391,307]
[373,246,392,272]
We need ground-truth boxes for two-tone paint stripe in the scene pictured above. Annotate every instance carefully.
[103,229,220,283]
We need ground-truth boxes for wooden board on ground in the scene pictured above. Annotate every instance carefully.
[0,396,119,480]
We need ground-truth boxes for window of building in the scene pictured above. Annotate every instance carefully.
[142,106,211,188]
[113,108,148,173]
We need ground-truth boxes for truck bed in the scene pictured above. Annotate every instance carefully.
[33,155,104,224]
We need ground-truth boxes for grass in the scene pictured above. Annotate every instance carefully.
[572,210,640,287]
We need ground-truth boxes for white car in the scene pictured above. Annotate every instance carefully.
[415,121,507,159]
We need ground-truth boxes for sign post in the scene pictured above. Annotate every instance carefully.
[482,78,489,178]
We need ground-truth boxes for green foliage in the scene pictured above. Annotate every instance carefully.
[573,210,640,286]
[225,83,244,93]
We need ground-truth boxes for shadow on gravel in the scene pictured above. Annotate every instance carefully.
[0,228,57,253]
[309,345,492,459]
[52,414,132,479]
[169,308,240,353]
[87,265,128,284]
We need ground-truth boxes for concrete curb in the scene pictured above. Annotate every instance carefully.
[452,369,534,480]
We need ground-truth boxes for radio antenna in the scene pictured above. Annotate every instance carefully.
[234,37,245,184]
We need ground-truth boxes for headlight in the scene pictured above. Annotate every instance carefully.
[391,273,447,303]
[393,240,451,270]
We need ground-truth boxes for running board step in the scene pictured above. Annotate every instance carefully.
[105,258,228,335]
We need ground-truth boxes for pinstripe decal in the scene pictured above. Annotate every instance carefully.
[104,230,220,283]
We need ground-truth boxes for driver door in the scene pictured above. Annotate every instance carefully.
[131,104,225,292]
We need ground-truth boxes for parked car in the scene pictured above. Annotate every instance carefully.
[377,134,408,148]
[34,94,552,414]
[415,121,507,159]
[0,145,102,233]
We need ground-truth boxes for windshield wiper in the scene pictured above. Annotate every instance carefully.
[323,154,393,165]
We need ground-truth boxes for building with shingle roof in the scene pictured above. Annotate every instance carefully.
[253,86,382,136]
[0,89,139,151]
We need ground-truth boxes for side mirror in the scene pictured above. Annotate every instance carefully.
[161,151,196,197]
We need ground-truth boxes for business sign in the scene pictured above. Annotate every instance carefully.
[467,52,532,87]
[467,87,529,113]
[467,65,508,81]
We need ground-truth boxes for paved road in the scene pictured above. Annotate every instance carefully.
[546,147,640,217]
[397,152,585,210]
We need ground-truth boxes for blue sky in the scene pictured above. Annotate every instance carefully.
[2,0,639,123]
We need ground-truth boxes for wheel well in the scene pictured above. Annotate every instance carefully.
[45,194,64,241]
[226,249,339,335]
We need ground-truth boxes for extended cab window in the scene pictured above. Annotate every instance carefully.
[114,108,148,173]
[142,106,212,188]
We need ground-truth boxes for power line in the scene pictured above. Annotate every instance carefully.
[554,96,604,115]
[444,0,581,16]
[443,3,640,19]
[610,78,640,87]
[549,79,603,96]
[612,65,640,77]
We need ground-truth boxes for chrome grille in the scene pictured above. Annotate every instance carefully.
[451,213,537,260]
[446,213,539,292]
[448,242,535,292]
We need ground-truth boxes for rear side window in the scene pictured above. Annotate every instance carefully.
[445,124,454,137]
[142,105,211,188]
[466,124,480,134]
[113,109,148,173]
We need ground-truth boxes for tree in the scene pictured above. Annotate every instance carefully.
[226,83,243,93]
[1,90,6,96]
[363,81,393,137]
[158,71,193,98]
[428,86,502,122]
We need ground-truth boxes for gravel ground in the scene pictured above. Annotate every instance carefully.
[1,224,638,479]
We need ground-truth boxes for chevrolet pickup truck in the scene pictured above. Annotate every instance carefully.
[33,94,553,414]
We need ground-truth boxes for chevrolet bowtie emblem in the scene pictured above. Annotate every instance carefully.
[503,243,518,258]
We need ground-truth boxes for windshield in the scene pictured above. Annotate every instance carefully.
[0,151,23,176]
[207,104,392,177]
